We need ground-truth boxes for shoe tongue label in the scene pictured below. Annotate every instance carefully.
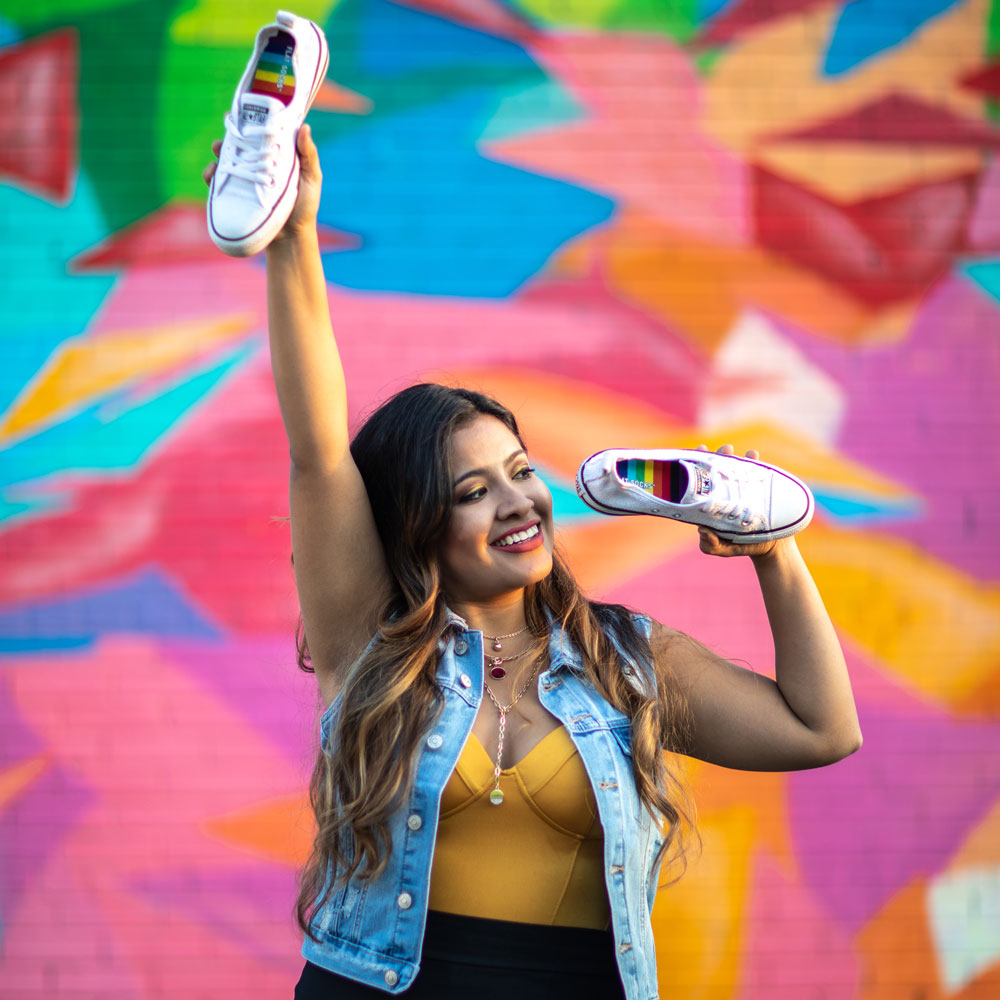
[240,99,272,126]
[693,467,712,498]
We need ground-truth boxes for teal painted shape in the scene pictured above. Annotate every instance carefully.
[537,462,602,524]
[823,0,963,76]
[0,342,256,501]
[811,488,923,524]
[0,15,21,46]
[960,260,1000,304]
[0,488,64,526]
[479,79,583,144]
[0,175,115,415]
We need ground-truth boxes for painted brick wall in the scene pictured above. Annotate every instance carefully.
[1,0,999,996]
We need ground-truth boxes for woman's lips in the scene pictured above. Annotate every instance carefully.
[491,521,543,552]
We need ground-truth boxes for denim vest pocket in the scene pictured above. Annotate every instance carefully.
[323,878,368,942]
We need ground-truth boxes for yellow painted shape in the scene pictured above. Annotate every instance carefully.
[652,807,754,999]
[797,525,1000,706]
[704,0,988,201]
[0,314,254,441]
[171,1,340,45]
[513,0,620,29]
[0,753,48,811]
[202,791,314,867]
[754,145,984,204]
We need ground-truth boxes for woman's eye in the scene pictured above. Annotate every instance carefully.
[514,466,536,480]
[459,486,486,503]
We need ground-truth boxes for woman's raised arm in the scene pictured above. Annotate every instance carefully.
[209,125,390,700]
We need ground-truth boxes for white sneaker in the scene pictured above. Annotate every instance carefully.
[207,10,329,257]
[576,448,814,544]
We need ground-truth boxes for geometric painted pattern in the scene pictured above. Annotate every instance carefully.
[1,0,998,996]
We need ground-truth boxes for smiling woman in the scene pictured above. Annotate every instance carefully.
[206,107,861,1000]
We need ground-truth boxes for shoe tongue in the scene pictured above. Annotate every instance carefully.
[678,460,713,503]
[238,92,283,128]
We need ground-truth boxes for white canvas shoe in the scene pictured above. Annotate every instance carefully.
[207,10,329,257]
[576,448,814,544]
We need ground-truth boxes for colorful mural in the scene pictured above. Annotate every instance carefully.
[1,0,999,995]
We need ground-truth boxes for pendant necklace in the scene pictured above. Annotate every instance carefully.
[482,625,529,679]
[483,658,540,806]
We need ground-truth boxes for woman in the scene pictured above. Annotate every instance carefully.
[205,127,861,1000]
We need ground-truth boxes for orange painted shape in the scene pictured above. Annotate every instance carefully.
[0,753,49,811]
[652,807,754,1000]
[942,797,1000,871]
[202,791,314,867]
[0,314,254,442]
[312,79,373,114]
[855,878,944,1000]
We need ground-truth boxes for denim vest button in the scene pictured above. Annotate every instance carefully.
[426,734,443,749]
[384,970,399,986]
[397,892,413,909]
[407,813,423,831]
[459,673,472,688]
[454,639,469,655]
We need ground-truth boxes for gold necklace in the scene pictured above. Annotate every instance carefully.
[482,625,529,652]
[482,659,540,806]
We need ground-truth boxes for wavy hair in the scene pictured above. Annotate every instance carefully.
[294,384,695,938]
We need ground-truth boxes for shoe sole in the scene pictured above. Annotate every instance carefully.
[575,449,814,544]
[208,19,330,258]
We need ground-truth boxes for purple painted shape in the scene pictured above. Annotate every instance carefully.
[0,677,94,925]
[159,636,321,762]
[787,701,1000,931]
[766,275,1000,580]
[967,158,1000,251]
[127,863,300,965]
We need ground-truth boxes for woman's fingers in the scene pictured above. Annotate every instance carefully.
[745,448,759,460]
[202,161,217,187]
[297,124,321,180]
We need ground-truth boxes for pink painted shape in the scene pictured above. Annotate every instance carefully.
[967,156,1000,251]
[738,851,860,1000]
[3,638,308,992]
[768,275,1000,581]
[487,35,750,245]
[392,0,537,42]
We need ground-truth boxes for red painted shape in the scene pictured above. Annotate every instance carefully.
[70,202,358,272]
[754,166,977,307]
[390,0,538,42]
[960,61,1000,97]
[0,29,78,202]
[771,92,1000,147]
[696,0,830,46]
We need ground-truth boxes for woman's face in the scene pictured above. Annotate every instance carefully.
[439,414,554,606]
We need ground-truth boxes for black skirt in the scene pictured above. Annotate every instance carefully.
[294,910,626,999]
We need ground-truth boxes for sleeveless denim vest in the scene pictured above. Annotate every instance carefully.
[302,612,663,1000]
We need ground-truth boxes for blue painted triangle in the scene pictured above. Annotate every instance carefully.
[960,260,1000,305]
[823,0,963,76]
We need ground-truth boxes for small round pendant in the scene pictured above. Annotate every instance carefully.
[492,639,503,651]
[490,664,506,679]
[489,789,504,806]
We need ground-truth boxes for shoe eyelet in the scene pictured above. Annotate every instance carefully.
[269,177,276,186]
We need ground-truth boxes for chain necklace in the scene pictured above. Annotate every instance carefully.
[482,659,540,806]
[483,625,529,652]
[484,645,531,679]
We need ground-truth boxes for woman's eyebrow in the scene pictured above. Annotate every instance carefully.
[453,449,526,487]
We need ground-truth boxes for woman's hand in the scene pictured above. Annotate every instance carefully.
[695,444,783,561]
[202,123,323,245]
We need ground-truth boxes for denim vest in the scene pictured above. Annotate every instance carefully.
[303,612,663,1000]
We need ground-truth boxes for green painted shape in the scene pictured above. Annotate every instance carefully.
[170,0,337,45]
[1,0,135,28]
[511,0,620,30]
[989,0,999,56]
[600,0,698,40]
[27,0,178,232]
[478,78,583,144]
[695,46,724,77]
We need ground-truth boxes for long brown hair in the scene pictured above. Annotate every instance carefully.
[294,384,695,938]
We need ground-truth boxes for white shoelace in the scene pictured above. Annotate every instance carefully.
[220,113,283,203]
[702,466,767,529]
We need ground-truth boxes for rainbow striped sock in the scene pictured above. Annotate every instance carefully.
[616,459,667,498]
[250,30,296,105]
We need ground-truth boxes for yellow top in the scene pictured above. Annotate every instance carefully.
[427,725,610,929]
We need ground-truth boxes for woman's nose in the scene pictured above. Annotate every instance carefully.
[497,482,533,519]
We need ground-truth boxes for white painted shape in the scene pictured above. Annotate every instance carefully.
[927,864,1000,994]
[700,310,845,444]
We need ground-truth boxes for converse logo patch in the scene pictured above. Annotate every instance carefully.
[241,101,270,126]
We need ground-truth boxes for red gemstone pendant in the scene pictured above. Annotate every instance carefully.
[490,663,506,679]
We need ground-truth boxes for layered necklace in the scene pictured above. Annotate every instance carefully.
[482,657,540,806]
[483,625,529,679]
